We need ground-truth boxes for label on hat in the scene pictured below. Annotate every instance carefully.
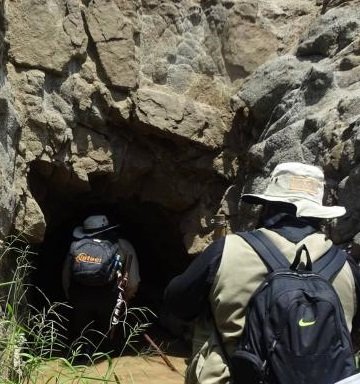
[289,176,322,196]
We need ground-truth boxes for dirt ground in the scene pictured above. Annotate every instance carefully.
[35,331,190,383]
[35,354,187,383]
[87,354,186,384]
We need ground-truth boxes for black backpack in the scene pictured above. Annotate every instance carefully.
[70,238,122,286]
[223,230,356,384]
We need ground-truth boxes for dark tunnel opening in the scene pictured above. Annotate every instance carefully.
[27,160,192,347]
[32,201,190,306]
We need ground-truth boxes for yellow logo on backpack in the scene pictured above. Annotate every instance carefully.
[298,318,316,327]
[75,252,102,264]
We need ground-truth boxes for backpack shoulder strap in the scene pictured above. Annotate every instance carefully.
[240,231,347,280]
[312,245,347,281]
[238,230,290,272]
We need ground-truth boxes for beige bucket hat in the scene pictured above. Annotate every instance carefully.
[73,215,119,239]
[241,162,346,219]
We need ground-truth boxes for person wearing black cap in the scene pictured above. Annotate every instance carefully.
[62,215,140,359]
[164,162,360,384]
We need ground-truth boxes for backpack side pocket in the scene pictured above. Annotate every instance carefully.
[230,349,265,384]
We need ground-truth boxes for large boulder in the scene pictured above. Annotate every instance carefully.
[7,0,87,73]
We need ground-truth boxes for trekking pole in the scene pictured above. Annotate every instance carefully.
[109,286,126,340]
[143,332,178,373]
[110,248,133,339]
[111,291,178,372]
[110,247,178,373]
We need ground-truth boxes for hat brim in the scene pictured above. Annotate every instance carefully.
[73,224,119,239]
[241,193,346,219]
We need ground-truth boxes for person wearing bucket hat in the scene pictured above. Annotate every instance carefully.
[62,214,140,361]
[164,162,360,384]
[71,215,121,239]
[241,162,346,219]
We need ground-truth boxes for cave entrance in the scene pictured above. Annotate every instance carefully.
[28,161,190,322]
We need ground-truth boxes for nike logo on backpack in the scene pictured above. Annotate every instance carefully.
[298,318,316,327]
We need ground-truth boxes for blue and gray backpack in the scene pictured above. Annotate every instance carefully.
[222,230,357,384]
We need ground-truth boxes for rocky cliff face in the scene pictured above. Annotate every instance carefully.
[1,0,360,261]
[232,1,360,256]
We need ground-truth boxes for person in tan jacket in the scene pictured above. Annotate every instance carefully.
[164,162,359,384]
